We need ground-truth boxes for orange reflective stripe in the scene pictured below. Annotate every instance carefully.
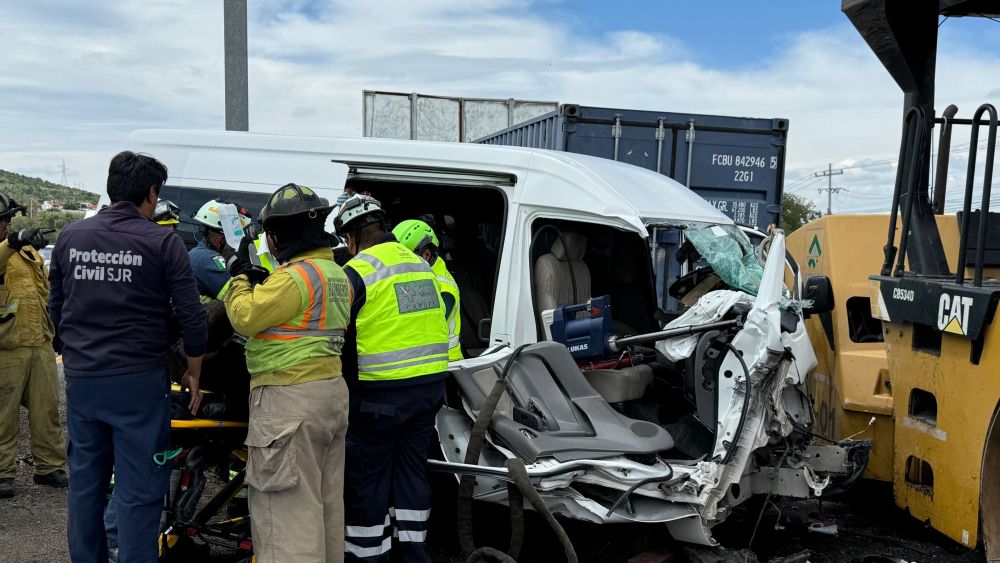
[304,259,328,330]
[287,264,314,328]
[254,333,298,341]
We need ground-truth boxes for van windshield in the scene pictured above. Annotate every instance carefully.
[648,221,764,316]
[683,223,763,296]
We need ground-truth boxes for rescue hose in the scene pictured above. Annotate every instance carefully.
[457,344,579,563]
[458,344,529,561]
[720,341,753,466]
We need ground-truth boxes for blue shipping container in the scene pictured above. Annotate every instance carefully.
[474,104,788,232]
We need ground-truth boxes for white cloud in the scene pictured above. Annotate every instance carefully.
[1,0,999,217]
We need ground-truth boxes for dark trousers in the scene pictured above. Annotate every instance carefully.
[66,369,171,563]
[344,379,444,563]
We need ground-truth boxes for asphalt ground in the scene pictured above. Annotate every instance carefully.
[0,362,989,562]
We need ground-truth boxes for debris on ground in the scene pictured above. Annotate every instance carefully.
[767,550,812,563]
[628,549,676,563]
[807,521,839,536]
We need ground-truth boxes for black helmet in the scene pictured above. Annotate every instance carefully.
[0,193,26,221]
[260,183,333,227]
[153,199,181,225]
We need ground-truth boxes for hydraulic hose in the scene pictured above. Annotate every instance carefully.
[720,341,753,466]
[458,344,530,561]
[456,344,579,563]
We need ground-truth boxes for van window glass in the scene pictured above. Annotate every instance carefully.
[159,185,269,249]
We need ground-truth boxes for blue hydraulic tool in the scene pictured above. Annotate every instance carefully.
[549,295,614,360]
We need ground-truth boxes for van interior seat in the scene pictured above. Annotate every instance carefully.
[583,365,654,403]
[451,341,673,462]
[534,231,591,312]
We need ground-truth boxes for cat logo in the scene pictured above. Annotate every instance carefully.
[937,293,973,335]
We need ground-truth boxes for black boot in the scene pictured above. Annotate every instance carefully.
[34,470,69,488]
[0,478,14,498]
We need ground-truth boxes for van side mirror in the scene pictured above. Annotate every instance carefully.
[478,318,492,343]
[802,276,834,317]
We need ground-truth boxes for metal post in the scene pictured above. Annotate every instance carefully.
[223,0,249,131]
[612,115,622,161]
[815,163,844,215]
[685,120,696,187]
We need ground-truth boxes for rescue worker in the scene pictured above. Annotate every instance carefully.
[335,195,450,563]
[49,151,206,563]
[105,200,184,561]
[392,219,463,361]
[189,199,250,301]
[223,183,351,563]
[152,198,181,229]
[0,193,67,499]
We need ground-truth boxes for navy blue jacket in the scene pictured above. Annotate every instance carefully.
[188,241,230,300]
[49,202,207,377]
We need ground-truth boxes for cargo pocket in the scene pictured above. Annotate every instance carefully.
[0,292,18,351]
[244,416,303,492]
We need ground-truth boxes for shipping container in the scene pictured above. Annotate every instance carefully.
[363,90,558,143]
[475,104,789,233]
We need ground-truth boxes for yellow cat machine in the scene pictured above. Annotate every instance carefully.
[794,1,1000,556]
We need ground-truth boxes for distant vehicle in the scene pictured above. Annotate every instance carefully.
[40,244,53,270]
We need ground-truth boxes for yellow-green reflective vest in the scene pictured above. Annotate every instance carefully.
[431,257,463,361]
[245,258,350,377]
[348,242,450,382]
[253,235,276,273]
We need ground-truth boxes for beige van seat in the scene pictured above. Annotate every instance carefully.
[533,232,590,312]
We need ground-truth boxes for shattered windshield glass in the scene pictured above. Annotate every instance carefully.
[684,224,763,295]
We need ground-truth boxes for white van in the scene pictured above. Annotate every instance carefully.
[112,129,867,545]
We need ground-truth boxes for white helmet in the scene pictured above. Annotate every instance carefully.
[192,199,225,230]
[334,194,384,233]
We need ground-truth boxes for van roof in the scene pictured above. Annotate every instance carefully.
[127,129,732,232]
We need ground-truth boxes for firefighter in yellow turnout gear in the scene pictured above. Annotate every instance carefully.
[392,219,462,361]
[223,183,351,563]
[0,193,67,499]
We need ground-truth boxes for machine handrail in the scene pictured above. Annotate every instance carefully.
[956,104,999,287]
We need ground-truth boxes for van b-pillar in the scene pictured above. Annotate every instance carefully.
[843,0,949,276]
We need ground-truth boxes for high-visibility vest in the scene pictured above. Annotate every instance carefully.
[347,242,450,382]
[253,235,275,273]
[245,258,350,377]
[431,257,463,361]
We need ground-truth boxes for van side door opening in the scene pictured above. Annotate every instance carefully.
[346,180,507,359]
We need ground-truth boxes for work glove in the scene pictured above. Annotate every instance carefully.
[223,235,269,286]
[7,228,54,251]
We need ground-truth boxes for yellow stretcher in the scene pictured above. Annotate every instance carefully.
[159,385,252,561]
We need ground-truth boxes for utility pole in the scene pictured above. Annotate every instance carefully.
[59,159,68,186]
[815,163,844,215]
[223,0,249,131]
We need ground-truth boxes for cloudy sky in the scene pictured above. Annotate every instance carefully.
[2,0,1000,213]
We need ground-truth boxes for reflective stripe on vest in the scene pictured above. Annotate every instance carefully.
[431,258,463,361]
[347,242,450,382]
[245,258,351,377]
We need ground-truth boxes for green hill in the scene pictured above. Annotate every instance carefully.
[0,169,100,210]
[1,169,100,242]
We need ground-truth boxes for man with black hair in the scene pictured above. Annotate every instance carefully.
[0,192,67,500]
[49,151,206,563]
[224,183,351,563]
[334,194,450,563]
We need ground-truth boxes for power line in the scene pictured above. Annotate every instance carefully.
[815,163,844,215]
